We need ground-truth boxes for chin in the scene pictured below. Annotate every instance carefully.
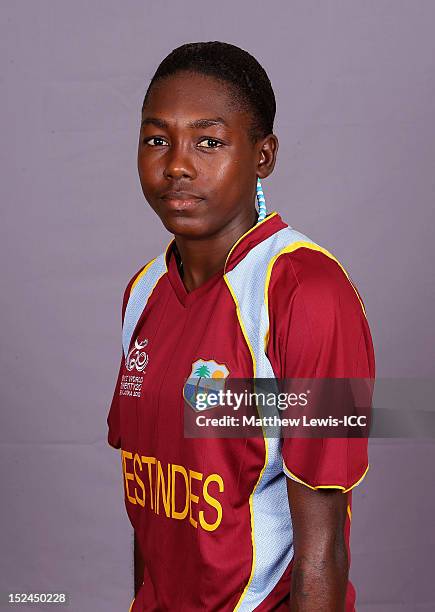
[158,211,212,238]
[148,199,212,237]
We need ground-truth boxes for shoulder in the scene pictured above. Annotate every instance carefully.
[264,241,375,378]
[268,243,366,319]
[121,257,159,320]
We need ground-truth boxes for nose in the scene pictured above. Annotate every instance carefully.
[163,143,197,180]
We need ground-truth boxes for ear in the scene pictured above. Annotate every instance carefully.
[256,134,279,179]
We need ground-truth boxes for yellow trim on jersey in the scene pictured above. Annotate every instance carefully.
[130,258,157,295]
[130,235,175,297]
[223,275,270,612]
[224,211,279,272]
[128,596,135,612]
[263,241,367,351]
[223,276,257,375]
[283,460,369,494]
[163,238,176,271]
[233,448,269,612]
[347,504,352,521]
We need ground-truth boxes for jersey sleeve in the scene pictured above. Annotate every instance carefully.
[107,265,148,449]
[266,248,375,492]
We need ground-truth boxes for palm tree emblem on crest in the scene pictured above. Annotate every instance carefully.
[194,364,211,397]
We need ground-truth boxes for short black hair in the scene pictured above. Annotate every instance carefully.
[142,41,276,144]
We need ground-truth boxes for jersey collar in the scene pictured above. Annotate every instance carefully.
[224,211,288,273]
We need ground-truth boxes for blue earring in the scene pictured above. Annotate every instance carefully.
[256,177,267,222]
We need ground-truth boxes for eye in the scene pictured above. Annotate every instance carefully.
[197,138,223,149]
[143,136,169,146]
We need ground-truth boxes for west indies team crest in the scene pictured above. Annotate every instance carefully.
[183,359,229,412]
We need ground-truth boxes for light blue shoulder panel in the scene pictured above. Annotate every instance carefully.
[225,225,317,612]
[122,253,167,358]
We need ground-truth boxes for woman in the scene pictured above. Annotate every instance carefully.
[107,41,375,611]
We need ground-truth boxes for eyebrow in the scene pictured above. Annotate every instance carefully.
[141,116,229,129]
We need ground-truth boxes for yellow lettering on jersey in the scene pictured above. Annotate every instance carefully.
[171,464,189,520]
[189,470,203,529]
[122,449,225,532]
[121,450,137,505]
[141,456,156,511]
[156,460,171,517]
[200,474,224,532]
[133,453,145,507]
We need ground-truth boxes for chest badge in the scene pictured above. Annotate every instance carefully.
[183,359,229,412]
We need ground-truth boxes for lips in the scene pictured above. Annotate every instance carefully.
[160,191,203,201]
[160,191,204,212]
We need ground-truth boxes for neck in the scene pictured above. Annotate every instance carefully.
[174,208,259,292]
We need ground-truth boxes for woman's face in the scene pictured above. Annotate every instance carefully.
[137,70,277,238]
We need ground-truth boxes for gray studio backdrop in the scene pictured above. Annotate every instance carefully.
[1,1,434,611]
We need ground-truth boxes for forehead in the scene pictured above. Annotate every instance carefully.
[142,71,250,129]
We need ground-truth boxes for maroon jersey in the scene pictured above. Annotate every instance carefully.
[107,211,375,611]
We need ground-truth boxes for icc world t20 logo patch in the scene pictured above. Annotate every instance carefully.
[120,338,148,398]
[125,338,149,372]
[183,359,229,412]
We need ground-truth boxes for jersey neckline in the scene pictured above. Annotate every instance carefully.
[164,211,288,307]
[166,251,224,307]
